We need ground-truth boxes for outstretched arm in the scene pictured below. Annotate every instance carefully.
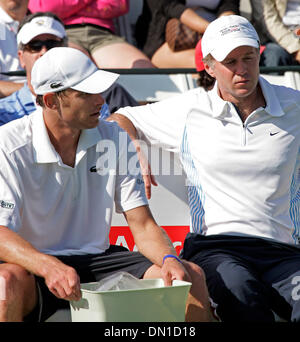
[108,113,157,199]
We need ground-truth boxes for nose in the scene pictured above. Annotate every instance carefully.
[235,60,247,75]
[95,93,104,106]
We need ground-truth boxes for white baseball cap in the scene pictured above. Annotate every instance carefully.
[31,47,119,95]
[202,15,260,61]
[17,16,66,45]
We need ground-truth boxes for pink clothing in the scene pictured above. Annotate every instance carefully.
[28,0,129,32]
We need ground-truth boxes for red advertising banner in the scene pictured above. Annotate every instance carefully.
[109,225,190,255]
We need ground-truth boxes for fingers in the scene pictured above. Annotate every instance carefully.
[138,149,158,199]
[162,272,173,287]
[143,172,158,199]
[143,174,152,199]
[294,27,300,36]
[46,267,81,301]
[161,258,189,286]
[150,174,158,186]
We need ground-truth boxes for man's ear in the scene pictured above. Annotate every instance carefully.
[204,62,216,79]
[43,93,59,110]
[18,50,25,69]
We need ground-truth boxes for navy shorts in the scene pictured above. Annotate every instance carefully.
[181,233,300,322]
[25,245,153,322]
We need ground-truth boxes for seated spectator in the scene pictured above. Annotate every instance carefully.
[27,0,155,68]
[250,0,300,68]
[135,0,240,68]
[0,11,139,126]
[0,0,28,98]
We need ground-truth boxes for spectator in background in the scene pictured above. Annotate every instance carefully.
[0,0,28,98]
[27,0,155,68]
[251,0,300,68]
[135,0,240,68]
[0,11,139,127]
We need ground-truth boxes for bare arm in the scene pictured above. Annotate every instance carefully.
[108,113,137,140]
[180,3,239,34]
[0,81,24,98]
[124,206,191,285]
[218,10,237,16]
[180,8,210,34]
[0,226,81,301]
[108,113,157,199]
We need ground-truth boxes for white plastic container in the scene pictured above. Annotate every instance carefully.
[70,279,191,322]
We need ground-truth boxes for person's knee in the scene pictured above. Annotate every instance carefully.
[181,260,206,283]
[0,265,37,321]
[142,264,161,279]
[0,264,36,306]
[0,265,33,299]
[0,268,18,300]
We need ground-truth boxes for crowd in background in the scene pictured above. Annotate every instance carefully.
[1,1,300,102]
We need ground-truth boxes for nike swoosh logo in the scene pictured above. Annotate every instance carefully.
[89,166,102,172]
[270,132,279,136]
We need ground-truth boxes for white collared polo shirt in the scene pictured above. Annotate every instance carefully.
[0,108,147,255]
[182,77,300,245]
[118,76,300,245]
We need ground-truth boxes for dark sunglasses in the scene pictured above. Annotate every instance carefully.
[24,39,63,52]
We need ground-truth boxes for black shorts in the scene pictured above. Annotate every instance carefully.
[25,245,153,322]
[181,233,300,322]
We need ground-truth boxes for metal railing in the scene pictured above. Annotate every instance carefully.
[2,65,300,77]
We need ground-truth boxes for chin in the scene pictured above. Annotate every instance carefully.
[234,88,254,97]
[88,121,100,129]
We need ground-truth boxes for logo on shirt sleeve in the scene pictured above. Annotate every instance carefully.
[137,178,144,185]
[0,200,15,210]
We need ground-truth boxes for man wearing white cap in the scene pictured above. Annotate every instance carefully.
[0,46,212,322]
[0,11,139,126]
[109,15,300,321]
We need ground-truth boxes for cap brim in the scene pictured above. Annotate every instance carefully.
[211,38,259,61]
[20,28,65,44]
[71,70,119,94]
